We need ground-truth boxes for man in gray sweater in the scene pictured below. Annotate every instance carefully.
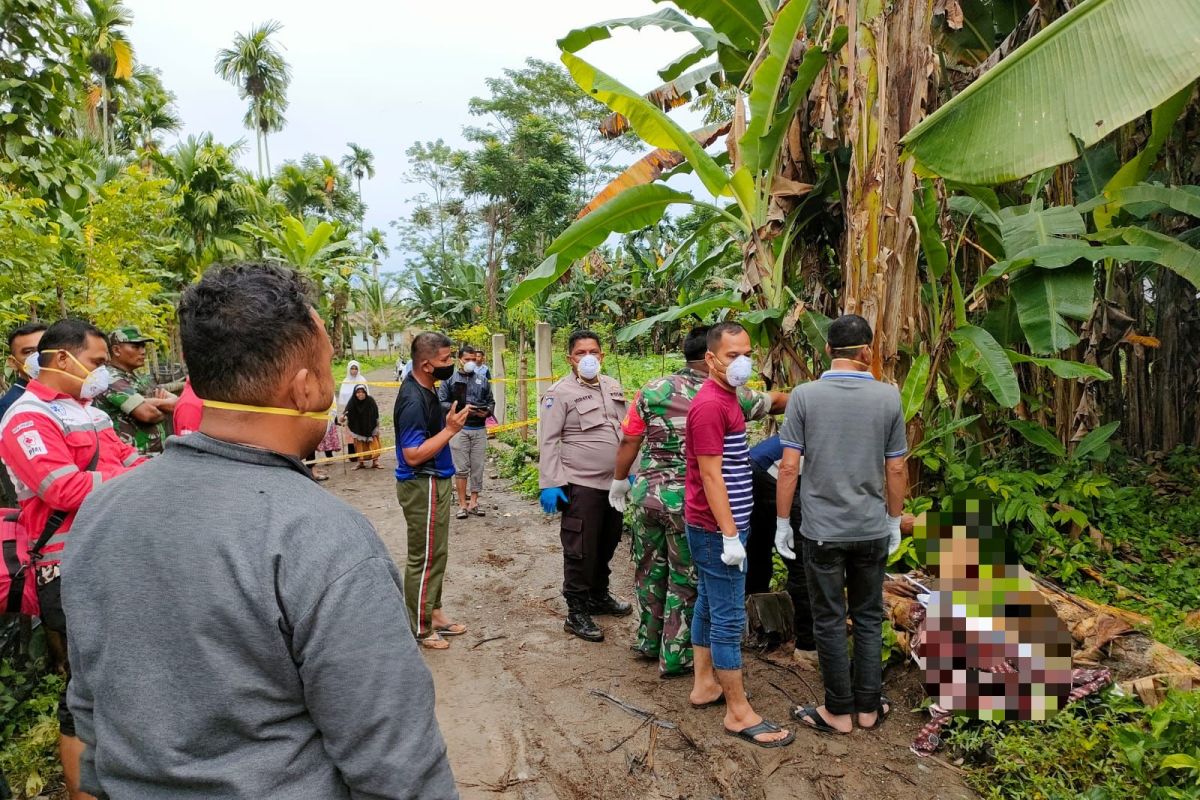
[62,262,458,799]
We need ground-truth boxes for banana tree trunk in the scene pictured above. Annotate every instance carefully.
[839,0,937,382]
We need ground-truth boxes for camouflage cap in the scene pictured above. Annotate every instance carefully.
[109,326,153,344]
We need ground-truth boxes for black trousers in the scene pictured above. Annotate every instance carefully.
[37,576,75,736]
[559,484,623,611]
[747,467,814,649]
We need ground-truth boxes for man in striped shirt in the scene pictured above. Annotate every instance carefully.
[683,322,793,749]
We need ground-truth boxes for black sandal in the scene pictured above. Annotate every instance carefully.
[724,720,795,748]
[792,705,850,735]
[455,508,469,519]
[860,696,893,730]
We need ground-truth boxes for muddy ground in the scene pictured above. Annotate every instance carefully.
[324,372,977,800]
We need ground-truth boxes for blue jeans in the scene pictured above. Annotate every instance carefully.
[686,524,748,671]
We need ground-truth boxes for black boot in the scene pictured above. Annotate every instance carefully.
[564,610,604,642]
[589,593,633,617]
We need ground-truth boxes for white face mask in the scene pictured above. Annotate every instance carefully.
[35,350,112,399]
[724,355,753,388]
[577,354,601,380]
[463,361,477,374]
[23,352,41,380]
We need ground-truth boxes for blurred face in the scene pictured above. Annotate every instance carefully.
[460,352,478,370]
[424,346,454,374]
[704,329,752,387]
[349,364,360,376]
[354,388,367,401]
[111,341,148,370]
[8,330,44,378]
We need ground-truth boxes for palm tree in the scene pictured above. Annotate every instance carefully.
[78,0,135,157]
[340,142,376,239]
[350,276,406,354]
[214,21,291,178]
[363,226,390,282]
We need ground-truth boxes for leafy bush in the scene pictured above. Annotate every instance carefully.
[946,688,1200,800]
[0,641,63,800]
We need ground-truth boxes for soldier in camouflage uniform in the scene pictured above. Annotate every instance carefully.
[608,327,788,676]
[97,326,178,455]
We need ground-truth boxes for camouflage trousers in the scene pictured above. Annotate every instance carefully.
[630,506,696,676]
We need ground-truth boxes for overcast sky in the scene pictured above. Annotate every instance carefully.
[124,0,705,276]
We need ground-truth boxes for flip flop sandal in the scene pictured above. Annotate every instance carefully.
[725,720,795,749]
[455,509,469,519]
[792,705,850,735]
[860,696,893,730]
[418,633,450,650]
[470,507,486,517]
[435,623,468,636]
[690,693,726,709]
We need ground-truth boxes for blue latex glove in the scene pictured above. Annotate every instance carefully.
[540,486,569,514]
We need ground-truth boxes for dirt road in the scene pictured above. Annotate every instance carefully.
[325,372,976,800]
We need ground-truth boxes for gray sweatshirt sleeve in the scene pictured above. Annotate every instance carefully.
[291,556,458,800]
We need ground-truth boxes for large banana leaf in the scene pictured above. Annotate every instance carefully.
[1111,226,1200,289]
[579,122,730,218]
[950,324,1021,407]
[1006,351,1111,381]
[507,185,696,307]
[659,0,768,50]
[901,0,1200,184]
[616,291,745,341]
[739,0,811,173]
[558,8,727,54]
[1009,264,1093,354]
[598,64,725,139]
[1077,183,1200,220]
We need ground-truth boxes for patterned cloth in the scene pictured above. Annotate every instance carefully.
[910,667,1113,757]
[622,368,769,516]
[97,366,171,455]
[630,506,695,675]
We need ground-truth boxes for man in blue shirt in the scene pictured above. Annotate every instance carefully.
[394,331,470,650]
[0,322,46,505]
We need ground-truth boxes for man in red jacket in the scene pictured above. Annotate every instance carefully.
[0,318,144,800]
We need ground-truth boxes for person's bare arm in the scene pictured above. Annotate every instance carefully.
[697,454,737,537]
[767,391,789,414]
[776,447,801,519]
[613,434,643,481]
[130,402,166,424]
[885,455,907,517]
[402,402,468,466]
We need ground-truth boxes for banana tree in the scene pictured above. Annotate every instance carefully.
[510,0,848,386]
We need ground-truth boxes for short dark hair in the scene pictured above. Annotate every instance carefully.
[706,322,745,352]
[178,262,319,404]
[37,319,105,366]
[412,332,453,365]
[458,344,475,358]
[827,314,873,353]
[566,329,601,353]
[683,326,710,362]
[8,322,47,351]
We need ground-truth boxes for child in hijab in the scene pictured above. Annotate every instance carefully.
[342,385,382,469]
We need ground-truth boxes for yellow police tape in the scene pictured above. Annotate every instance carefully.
[303,417,538,466]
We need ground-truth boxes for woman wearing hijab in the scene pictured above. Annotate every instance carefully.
[338,360,365,410]
[342,384,382,469]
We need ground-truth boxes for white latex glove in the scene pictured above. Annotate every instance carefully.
[608,478,632,512]
[886,514,903,555]
[775,517,796,560]
[720,533,747,571]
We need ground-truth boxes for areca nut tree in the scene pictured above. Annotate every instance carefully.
[79,0,136,157]
[214,20,291,178]
[341,142,376,240]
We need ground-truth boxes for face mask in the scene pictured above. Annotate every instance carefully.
[23,352,41,380]
[432,364,455,381]
[37,350,113,399]
[203,399,336,421]
[723,354,754,388]
[577,354,601,380]
[463,361,477,374]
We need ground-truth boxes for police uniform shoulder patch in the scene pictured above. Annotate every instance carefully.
[543,396,554,408]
